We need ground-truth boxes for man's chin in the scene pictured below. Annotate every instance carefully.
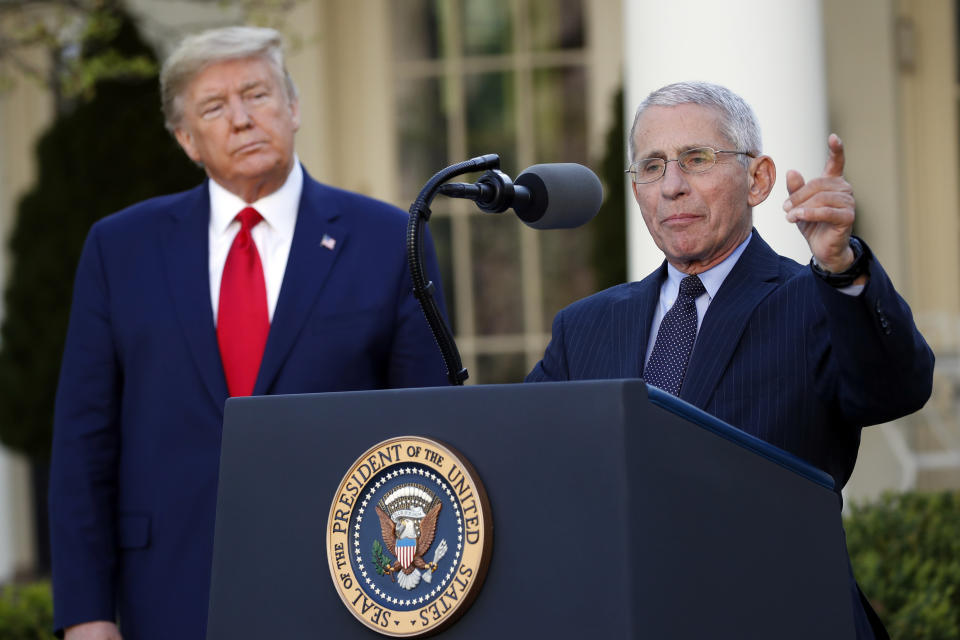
[660,235,704,259]
[233,155,290,179]
[662,239,709,264]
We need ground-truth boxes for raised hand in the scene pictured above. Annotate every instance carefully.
[783,134,857,272]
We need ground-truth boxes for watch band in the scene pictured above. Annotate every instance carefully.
[810,236,870,288]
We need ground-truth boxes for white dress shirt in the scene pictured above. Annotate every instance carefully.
[644,233,752,366]
[208,159,303,324]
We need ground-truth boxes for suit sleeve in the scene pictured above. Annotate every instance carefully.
[814,247,935,425]
[526,309,570,382]
[387,226,452,388]
[49,224,121,632]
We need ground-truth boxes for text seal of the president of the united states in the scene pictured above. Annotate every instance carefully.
[327,436,493,636]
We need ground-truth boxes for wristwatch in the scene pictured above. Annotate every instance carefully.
[810,236,870,288]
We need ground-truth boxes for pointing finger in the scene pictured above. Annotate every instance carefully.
[823,133,845,178]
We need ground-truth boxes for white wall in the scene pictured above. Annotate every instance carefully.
[0,68,48,581]
[0,451,34,582]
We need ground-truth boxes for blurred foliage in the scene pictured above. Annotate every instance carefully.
[845,490,960,640]
[0,581,54,639]
[591,86,626,290]
[1,0,155,99]
[0,8,203,460]
[0,0,299,99]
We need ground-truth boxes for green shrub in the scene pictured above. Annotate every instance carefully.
[591,87,627,291]
[845,490,960,640]
[0,581,54,639]
[0,10,202,461]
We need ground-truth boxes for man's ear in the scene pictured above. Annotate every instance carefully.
[289,97,301,132]
[173,127,202,164]
[747,155,775,207]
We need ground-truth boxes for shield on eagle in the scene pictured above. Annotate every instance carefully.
[396,538,416,569]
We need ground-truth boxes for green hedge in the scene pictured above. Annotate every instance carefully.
[0,581,54,639]
[845,490,960,639]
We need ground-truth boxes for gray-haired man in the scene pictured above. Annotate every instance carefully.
[529,81,933,639]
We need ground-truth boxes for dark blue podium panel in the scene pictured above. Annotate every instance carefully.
[207,379,853,639]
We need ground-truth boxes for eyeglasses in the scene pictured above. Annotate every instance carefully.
[625,147,756,184]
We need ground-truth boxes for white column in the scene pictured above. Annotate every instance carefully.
[623,0,828,279]
[0,449,15,582]
[0,449,34,582]
[0,78,15,584]
[0,49,50,583]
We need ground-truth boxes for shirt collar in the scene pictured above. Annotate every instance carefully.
[209,155,303,239]
[664,231,753,300]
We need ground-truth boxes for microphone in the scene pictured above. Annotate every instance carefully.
[437,163,603,229]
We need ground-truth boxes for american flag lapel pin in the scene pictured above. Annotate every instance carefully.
[321,234,337,251]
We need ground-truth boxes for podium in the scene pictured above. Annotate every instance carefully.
[206,379,854,638]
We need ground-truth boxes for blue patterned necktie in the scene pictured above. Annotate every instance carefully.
[643,274,706,396]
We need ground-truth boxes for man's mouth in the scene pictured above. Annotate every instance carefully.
[233,141,266,154]
[661,213,700,225]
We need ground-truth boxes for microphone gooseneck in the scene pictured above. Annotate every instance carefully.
[407,156,604,386]
[407,154,502,386]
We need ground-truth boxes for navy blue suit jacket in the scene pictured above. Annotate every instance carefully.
[528,231,933,638]
[528,232,932,489]
[49,170,449,638]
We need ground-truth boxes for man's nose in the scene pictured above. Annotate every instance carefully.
[227,96,253,128]
[660,160,689,199]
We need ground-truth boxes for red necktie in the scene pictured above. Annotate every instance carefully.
[218,207,269,397]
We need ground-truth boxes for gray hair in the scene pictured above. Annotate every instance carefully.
[160,26,299,132]
[628,81,762,166]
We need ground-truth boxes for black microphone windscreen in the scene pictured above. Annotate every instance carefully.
[514,163,603,229]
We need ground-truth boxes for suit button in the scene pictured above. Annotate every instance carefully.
[874,300,891,333]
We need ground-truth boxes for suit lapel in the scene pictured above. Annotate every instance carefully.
[161,182,229,411]
[612,266,665,378]
[679,231,781,408]
[254,174,347,394]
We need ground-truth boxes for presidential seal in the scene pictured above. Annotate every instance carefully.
[326,436,492,637]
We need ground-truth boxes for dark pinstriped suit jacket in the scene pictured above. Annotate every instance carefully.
[527,231,934,491]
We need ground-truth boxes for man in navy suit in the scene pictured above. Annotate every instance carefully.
[49,26,447,640]
[528,81,933,639]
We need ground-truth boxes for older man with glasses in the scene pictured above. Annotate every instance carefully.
[527,81,933,640]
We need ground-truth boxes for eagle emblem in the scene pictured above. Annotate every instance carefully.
[374,483,448,590]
